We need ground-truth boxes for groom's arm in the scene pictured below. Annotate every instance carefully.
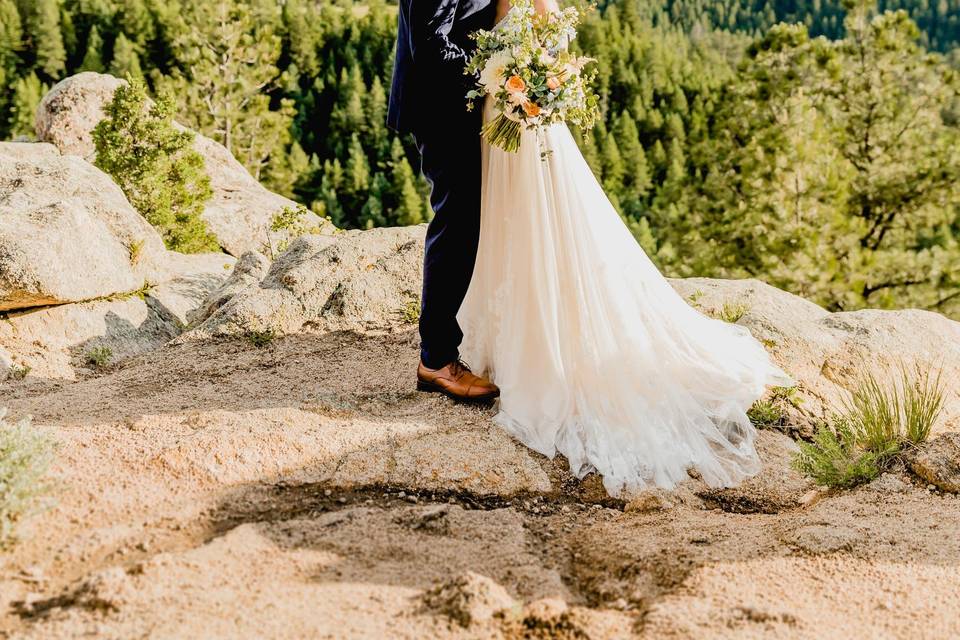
[409,0,470,81]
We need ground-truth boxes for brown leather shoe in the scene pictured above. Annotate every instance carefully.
[417,359,500,404]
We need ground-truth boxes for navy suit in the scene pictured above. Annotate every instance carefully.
[388,0,496,369]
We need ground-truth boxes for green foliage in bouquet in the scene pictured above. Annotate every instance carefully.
[93,78,219,254]
[466,0,601,152]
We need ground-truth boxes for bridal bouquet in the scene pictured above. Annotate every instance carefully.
[465,0,600,153]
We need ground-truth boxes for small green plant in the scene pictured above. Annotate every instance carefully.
[246,328,277,348]
[748,386,801,428]
[793,365,945,488]
[265,205,322,258]
[93,77,218,254]
[794,416,887,488]
[106,281,153,302]
[717,301,749,323]
[748,400,784,427]
[901,367,945,444]
[0,409,55,548]
[686,290,704,307]
[85,346,113,369]
[401,297,420,324]
[8,364,30,381]
[127,239,144,265]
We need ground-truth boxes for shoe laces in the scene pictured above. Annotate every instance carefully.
[450,359,472,377]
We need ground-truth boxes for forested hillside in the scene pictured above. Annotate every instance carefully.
[0,0,958,316]
[639,0,960,51]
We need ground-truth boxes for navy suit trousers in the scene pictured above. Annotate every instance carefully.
[414,108,484,369]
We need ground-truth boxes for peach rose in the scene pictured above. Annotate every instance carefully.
[546,76,562,91]
[522,101,542,117]
[505,75,526,94]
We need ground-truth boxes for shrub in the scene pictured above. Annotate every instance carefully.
[0,409,55,548]
[264,205,322,257]
[794,416,887,488]
[401,297,421,324]
[93,78,219,254]
[8,363,30,381]
[749,386,801,428]
[718,301,749,323]
[85,346,113,369]
[246,328,276,348]
[793,365,946,488]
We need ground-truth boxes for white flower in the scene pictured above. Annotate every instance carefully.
[538,49,555,65]
[479,50,513,92]
[507,90,528,107]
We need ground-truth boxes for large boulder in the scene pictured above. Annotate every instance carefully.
[0,140,236,380]
[184,225,425,340]
[908,433,960,493]
[671,278,960,435]
[187,251,270,326]
[0,251,234,381]
[34,72,334,256]
[0,142,168,311]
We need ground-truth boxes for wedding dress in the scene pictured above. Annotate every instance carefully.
[458,49,793,495]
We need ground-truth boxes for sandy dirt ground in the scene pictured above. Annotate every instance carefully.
[1,329,959,639]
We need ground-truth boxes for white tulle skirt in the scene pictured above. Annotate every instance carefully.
[458,100,794,495]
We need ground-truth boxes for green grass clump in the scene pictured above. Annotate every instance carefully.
[8,364,30,381]
[400,297,420,324]
[794,416,888,488]
[793,365,945,488]
[127,239,145,265]
[749,386,801,428]
[718,301,749,323]
[85,346,113,369]
[247,328,277,348]
[0,409,55,548]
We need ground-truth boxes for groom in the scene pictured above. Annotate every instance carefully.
[388,0,500,403]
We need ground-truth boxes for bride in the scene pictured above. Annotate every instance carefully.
[456,0,794,494]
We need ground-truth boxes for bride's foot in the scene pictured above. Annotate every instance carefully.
[416,359,500,404]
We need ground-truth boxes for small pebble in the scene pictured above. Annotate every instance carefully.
[337,497,347,504]
[323,489,332,497]
[927,484,937,491]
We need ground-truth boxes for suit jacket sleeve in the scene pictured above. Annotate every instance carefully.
[409,0,471,84]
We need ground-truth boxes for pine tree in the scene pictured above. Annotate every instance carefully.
[7,72,43,138]
[613,112,652,195]
[93,79,219,254]
[159,0,292,183]
[344,133,370,197]
[0,0,22,134]
[390,138,425,226]
[115,0,154,50]
[109,34,143,80]
[31,0,66,80]
[79,25,104,72]
[601,131,625,195]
